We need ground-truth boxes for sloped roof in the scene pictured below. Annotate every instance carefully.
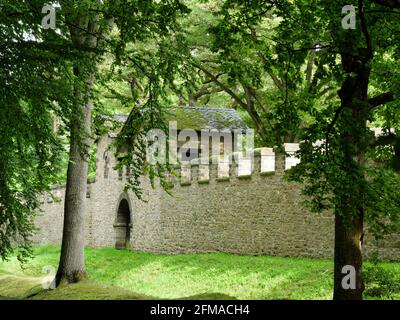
[112,114,130,124]
[165,106,248,131]
[112,106,248,132]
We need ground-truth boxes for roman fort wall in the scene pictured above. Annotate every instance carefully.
[32,135,400,260]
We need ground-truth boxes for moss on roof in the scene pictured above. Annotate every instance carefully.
[115,106,248,132]
[165,106,248,131]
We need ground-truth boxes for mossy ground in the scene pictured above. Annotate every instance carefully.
[0,245,398,300]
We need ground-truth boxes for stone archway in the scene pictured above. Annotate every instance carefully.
[114,197,131,249]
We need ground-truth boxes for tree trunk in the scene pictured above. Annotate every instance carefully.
[56,16,98,285]
[56,95,92,284]
[333,213,364,299]
[332,51,370,300]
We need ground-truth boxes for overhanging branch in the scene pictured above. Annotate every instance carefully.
[369,92,395,108]
[191,61,248,110]
[370,0,400,8]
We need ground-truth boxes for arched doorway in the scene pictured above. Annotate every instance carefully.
[114,198,131,249]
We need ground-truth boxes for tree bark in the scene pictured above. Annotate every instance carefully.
[243,85,269,142]
[333,213,364,299]
[332,50,370,300]
[56,84,92,284]
[56,15,98,285]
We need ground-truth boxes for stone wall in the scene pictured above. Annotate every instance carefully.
[32,135,400,261]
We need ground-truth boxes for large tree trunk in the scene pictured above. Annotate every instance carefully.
[56,85,92,284]
[56,16,98,285]
[333,213,364,299]
[332,50,370,300]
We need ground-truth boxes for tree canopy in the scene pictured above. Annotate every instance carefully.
[1,0,399,299]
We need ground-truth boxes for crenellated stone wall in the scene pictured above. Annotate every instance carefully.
[32,135,400,260]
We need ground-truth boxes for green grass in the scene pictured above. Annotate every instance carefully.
[0,245,399,300]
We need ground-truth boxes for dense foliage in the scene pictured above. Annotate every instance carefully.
[0,0,190,263]
[0,0,73,262]
[1,0,399,299]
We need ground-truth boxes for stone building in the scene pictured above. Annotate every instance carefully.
[33,106,400,260]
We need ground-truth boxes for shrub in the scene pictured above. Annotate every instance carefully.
[364,259,400,299]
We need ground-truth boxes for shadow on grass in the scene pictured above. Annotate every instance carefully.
[2,245,397,300]
[1,245,335,299]
[84,248,332,299]
[0,274,236,300]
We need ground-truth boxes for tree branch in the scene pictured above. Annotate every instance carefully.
[370,0,400,9]
[243,84,269,142]
[306,46,318,86]
[191,61,248,110]
[369,92,395,108]
[358,0,373,61]
[192,60,270,142]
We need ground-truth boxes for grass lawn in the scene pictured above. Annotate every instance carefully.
[0,245,399,300]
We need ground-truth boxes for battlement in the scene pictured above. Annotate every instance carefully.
[34,139,400,261]
[166,144,301,187]
[42,143,301,202]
